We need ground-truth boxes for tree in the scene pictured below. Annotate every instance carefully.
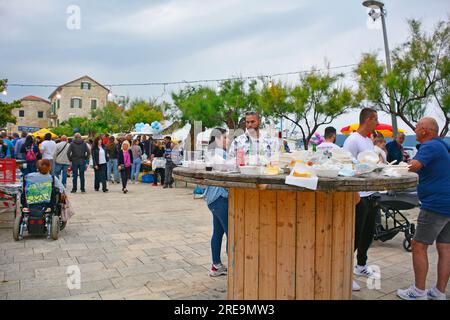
[124,99,164,131]
[0,79,21,128]
[172,86,223,151]
[258,70,355,149]
[217,79,259,129]
[91,102,127,134]
[52,116,90,136]
[355,19,450,136]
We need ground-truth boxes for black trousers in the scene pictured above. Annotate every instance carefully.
[354,196,378,266]
[94,163,108,191]
[120,166,131,190]
[153,168,165,185]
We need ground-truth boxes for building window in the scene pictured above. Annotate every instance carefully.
[81,82,91,90]
[71,98,82,108]
[91,99,98,110]
[57,99,60,109]
[19,110,25,117]
[37,111,44,118]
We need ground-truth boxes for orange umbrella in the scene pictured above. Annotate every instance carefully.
[340,124,405,138]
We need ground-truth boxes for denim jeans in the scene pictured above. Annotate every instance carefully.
[164,161,176,186]
[54,163,69,187]
[71,162,86,191]
[131,157,142,182]
[207,196,229,265]
[107,158,119,182]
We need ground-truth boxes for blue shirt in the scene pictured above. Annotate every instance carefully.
[414,138,450,216]
[204,148,229,205]
[386,141,404,164]
[3,138,13,158]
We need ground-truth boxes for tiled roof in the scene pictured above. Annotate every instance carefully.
[21,95,51,104]
[48,75,110,99]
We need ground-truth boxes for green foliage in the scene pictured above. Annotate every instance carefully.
[258,71,355,149]
[172,86,223,128]
[0,79,21,128]
[91,102,126,133]
[124,99,164,131]
[355,18,450,136]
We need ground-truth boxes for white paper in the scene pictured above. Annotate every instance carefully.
[284,163,319,190]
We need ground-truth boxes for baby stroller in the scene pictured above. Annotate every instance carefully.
[374,189,419,252]
[13,175,66,241]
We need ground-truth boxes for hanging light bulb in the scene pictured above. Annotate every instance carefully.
[107,87,113,99]
[56,92,61,99]
[2,89,7,95]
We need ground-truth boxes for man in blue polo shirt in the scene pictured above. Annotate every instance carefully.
[397,117,450,300]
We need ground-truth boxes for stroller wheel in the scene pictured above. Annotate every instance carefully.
[13,215,23,241]
[403,238,412,252]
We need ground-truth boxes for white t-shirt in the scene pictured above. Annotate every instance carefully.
[317,142,340,151]
[343,132,375,198]
[374,145,387,164]
[99,147,107,164]
[40,140,57,160]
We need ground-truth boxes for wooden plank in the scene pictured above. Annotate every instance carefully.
[233,188,246,299]
[314,192,333,300]
[258,190,277,300]
[243,189,260,299]
[276,191,297,300]
[330,192,346,299]
[227,188,235,299]
[296,192,316,300]
[343,192,356,299]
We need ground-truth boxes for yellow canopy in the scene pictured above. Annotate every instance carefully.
[32,128,58,139]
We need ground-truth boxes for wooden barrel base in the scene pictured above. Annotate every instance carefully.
[227,188,355,300]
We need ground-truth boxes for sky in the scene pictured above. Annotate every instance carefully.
[1,0,449,135]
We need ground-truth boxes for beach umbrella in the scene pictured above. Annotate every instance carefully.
[340,123,405,138]
[32,128,58,139]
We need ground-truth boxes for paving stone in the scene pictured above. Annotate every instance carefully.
[69,279,115,295]
[62,292,102,300]
[7,287,70,300]
[117,264,164,277]
[0,280,20,294]
[99,286,152,300]
[4,270,34,281]
[111,273,163,289]
[20,259,59,272]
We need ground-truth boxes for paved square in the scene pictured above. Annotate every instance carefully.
[0,172,448,300]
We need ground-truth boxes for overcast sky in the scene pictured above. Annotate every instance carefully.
[1,0,449,135]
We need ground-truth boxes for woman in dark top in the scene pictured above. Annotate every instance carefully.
[91,136,109,192]
[21,135,40,174]
[151,140,165,186]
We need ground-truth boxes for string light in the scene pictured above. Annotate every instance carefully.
[1,89,6,95]
[6,63,359,90]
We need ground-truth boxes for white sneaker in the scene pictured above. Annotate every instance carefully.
[352,280,361,291]
[397,285,427,300]
[209,263,227,277]
[354,265,380,279]
[427,287,447,300]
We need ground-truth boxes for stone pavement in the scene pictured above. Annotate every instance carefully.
[0,170,448,300]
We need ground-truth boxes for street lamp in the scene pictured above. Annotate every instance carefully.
[362,0,399,138]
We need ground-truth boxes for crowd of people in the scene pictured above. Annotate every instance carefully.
[1,109,449,299]
[0,131,182,194]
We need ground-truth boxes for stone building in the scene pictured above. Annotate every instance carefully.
[48,75,110,126]
[6,95,51,133]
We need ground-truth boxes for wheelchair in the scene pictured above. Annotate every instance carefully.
[13,175,66,241]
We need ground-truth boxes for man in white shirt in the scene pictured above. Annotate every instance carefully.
[343,107,380,291]
[229,111,279,161]
[317,126,340,153]
[40,132,57,174]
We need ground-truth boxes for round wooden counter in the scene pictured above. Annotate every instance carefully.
[173,167,418,300]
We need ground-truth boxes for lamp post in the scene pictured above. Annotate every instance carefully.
[363,0,398,138]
